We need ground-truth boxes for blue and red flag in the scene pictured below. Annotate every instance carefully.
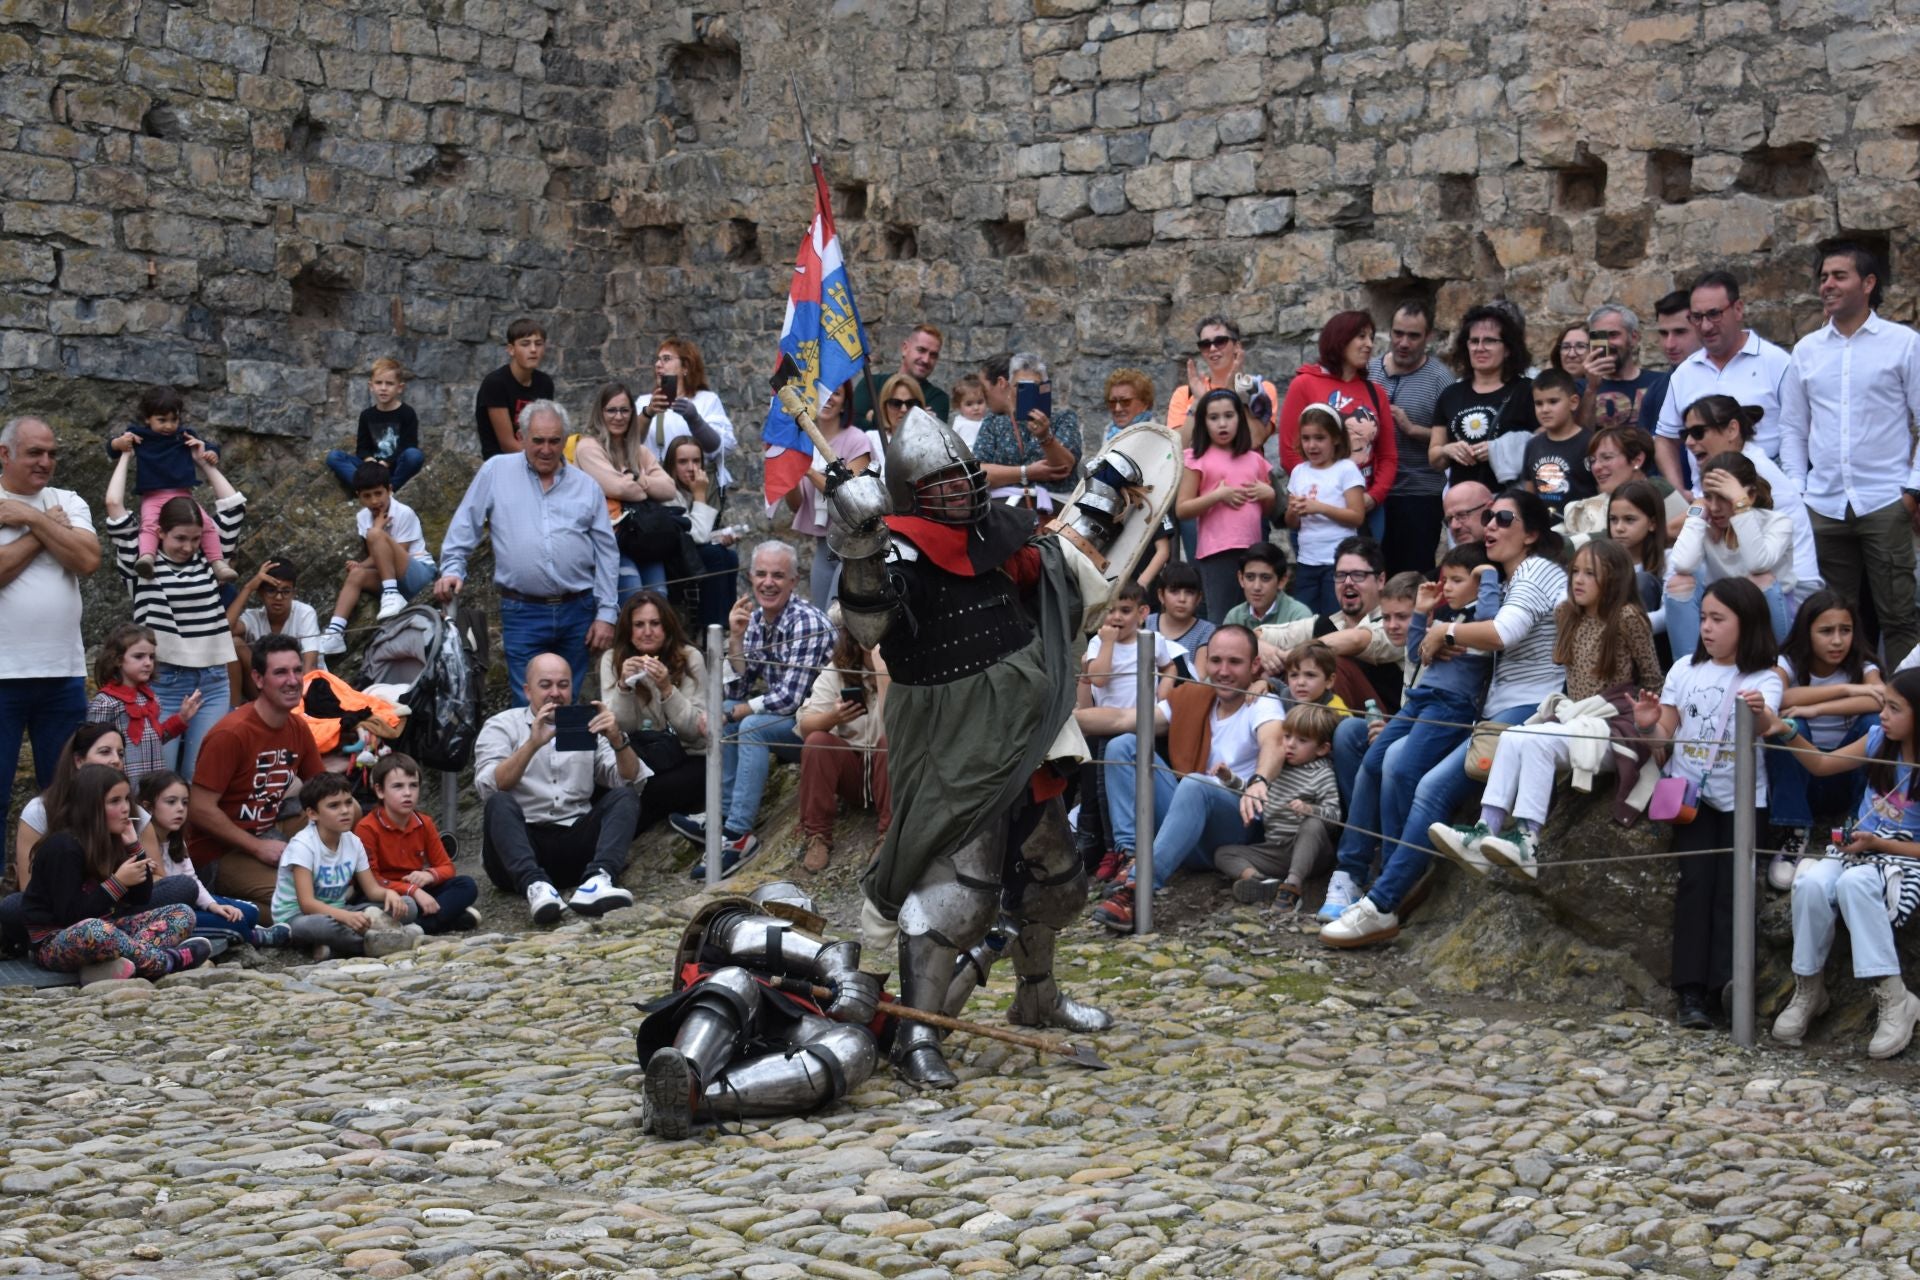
[761,162,872,508]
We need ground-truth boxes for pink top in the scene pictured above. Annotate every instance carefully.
[1184,446,1271,560]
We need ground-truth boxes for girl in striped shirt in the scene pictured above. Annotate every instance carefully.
[104,441,246,783]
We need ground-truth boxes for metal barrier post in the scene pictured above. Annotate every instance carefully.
[1732,699,1757,1048]
[705,623,725,892]
[1133,629,1155,935]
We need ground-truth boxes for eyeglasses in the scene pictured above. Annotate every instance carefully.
[1466,336,1504,348]
[1688,306,1732,326]
[884,397,917,410]
[1559,341,1589,353]
[1487,509,1520,528]
[1447,503,1489,524]
[1332,570,1378,583]
[1197,335,1235,352]
[1106,396,1138,410]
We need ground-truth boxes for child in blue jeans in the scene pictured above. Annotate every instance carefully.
[1320,544,1500,920]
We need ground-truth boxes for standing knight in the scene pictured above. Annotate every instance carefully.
[827,408,1177,1087]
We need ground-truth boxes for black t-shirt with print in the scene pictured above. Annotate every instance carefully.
[1432,377,1537,491]
[1523,427,1597,511]
[473,365,554,458]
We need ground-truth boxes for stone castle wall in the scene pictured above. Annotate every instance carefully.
[2,0,1917,514]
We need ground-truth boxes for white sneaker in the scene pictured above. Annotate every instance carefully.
[1317,870,1361,921]
[1482,828,1540,880]
[526,881,564,925]
[1870,976,1920,1059]
[376,589,408,621]
[568,871,634,917]
[1429,822,1494,877]
[315,629,347,656]
[1319,896,1401,949]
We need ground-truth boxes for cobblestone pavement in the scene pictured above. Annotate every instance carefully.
[6,900,1920,1280]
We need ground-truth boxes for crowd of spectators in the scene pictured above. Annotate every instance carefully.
[7,245,1920,1060]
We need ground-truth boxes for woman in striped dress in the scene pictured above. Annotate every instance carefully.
[104,441,245,782]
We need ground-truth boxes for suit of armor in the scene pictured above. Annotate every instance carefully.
[828,409,1155,1088]
[636,882,882,1137]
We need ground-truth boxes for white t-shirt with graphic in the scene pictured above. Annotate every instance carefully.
[1285,458,1366,565]
[271,824,369,925]
[1661,657,1783,810]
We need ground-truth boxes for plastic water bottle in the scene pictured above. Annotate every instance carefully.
[1364,698,1384,729]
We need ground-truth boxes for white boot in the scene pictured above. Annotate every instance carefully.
[1769,972,1828,1045]
[1869,975,1920,1059]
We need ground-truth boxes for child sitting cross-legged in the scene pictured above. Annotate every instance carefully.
[270,771,423,961]
[138,770,289,948]
[1213,701,1344,908]
[355,753,481,935]
[1431,538,1663,878]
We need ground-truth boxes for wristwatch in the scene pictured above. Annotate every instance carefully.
[611,733,632,752]
[1444,623,1457,646]
[1248,773,1269,789]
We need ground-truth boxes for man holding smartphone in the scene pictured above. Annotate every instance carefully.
[473,652,646,925]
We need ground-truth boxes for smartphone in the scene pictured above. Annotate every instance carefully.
[553,704,595,752]
[1014,382,1039,426]
[659,372,679,402]
[840,685,868,708]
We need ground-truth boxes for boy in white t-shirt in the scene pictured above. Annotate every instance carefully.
[1076,582,1182,736]
[270,772,421,960]
[317,460,439,655]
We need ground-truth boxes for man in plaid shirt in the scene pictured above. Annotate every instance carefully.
[671,541,833,875]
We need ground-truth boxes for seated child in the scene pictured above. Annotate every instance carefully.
[327,358,424,494]
[230,558,324,676]
[138,770,289,947]
[1075,581,1181,883]
[108,384,235,582]
[1282,641,1352,717]
[270,771,422,960]
[354,753,480,935]
[1223,541,1314,629]
[1213,702,1343,908]
[317,461,438,655]
[1148,561,1214,680]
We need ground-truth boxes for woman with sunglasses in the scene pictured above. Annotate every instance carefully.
[872,372,924,458]
[1428,305,1538,492]
[1321,489,1568,949]
[782,381,872,609]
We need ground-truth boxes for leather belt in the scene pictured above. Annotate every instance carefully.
[498,587,589,605]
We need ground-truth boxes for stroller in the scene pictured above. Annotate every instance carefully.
[361,600,489,772]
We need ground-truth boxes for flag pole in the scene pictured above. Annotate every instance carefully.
[789,73,890,451]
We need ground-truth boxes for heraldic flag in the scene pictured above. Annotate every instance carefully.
[761,163,872,508]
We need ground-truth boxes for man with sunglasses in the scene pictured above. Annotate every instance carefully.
[850,324,950,436]
[1652,271,1792,490]
[1167,316,1281,453]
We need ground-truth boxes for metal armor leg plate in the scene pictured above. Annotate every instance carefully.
[1008,921,1114,1034]
[703,1022,877,1122]
[1005,799,1089,931]
[894,930,962,1088]
[894,816,1009,1088]
[645,967,760,1139]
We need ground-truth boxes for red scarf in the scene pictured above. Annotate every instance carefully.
[98,681,166,745]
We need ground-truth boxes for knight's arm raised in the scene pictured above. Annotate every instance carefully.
[709,910,879,1023]
[828,469,904,649]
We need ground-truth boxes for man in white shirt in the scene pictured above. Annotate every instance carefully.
[1777,243,1920,669]
[1089,626,1284,932]
[474,652,645,924]
[0,417,101,884]
[1653,271,1793,490]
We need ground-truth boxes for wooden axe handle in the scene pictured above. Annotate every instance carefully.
[801,983,1086,1059]
[775,384,841,466]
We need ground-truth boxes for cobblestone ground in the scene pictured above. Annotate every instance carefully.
[6,898,1920,1280]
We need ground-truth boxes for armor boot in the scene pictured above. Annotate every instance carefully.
[943,924,1012,1018]
[704,1020,878,1121]
[894,931,962,1088]
[1007,922,1113,1033]
[645,967,759,1139]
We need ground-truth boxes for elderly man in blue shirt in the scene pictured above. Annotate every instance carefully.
[435,400,618,706]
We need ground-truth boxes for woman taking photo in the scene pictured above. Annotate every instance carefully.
[643,338,738,493]
[600,590,709,833]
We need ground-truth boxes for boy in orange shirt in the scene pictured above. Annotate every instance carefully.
[355,753,481,933]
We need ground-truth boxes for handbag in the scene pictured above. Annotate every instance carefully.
[1649,676,1746,825]
[1464,720,1509,782]
[630,727,688,775]
[614,500,694,565]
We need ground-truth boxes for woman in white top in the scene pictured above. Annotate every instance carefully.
[576,382,677,602]
[598,589,710,833]
[1664,450,1794,661]
[642,338,738,492]
[661,437,740,635]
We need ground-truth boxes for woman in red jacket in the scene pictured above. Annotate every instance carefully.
[1277,312,1397,536]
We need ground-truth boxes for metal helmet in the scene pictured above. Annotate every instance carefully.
[885,407,988,526]
[747,881,816,915]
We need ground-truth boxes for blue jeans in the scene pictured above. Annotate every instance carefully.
[1334,686,1482,883]
[1363,503,1385,542]
[1361,700,1537,913]
[1101,733,1253,890]
[1767,715,1870,830]
[328,447,424,494]
[720,703,800,834]
[1332,715,1370,809]
[497,593,596,707]
[1292,562,1335,618]
[193,894,260,940]
[151,662,231,784]
[0,676,86,879]
[618,557,667,605]
[1664,578,1789,661]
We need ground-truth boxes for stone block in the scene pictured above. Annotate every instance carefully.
[227,359,328,401]
[48,298,129,336]
[1149,117,1218,160]
[3,201,114,245]
[1123,162,1191,211]
[1259,143,1331,191]
[61,82,149,132]
[407,59,467,104]
[1411,127,1477,175]
[1062,135,1107,173]
[65,0,139,38]
[58,248,142,294]
[0,153,75,201]
[1046,90,1094,133]
[1016,142,1062,177]
[125,212,221,257]
[64,337,200,385]
[1837,181,1920,233]
[1088,174,1128,216]
[74,163,145,208]
[0,239,56,283]
[164,9,270,73]
[0,331,59,370]
[1098,34,1158,80]
[1094,85,1140,129]
[467,72,521,114]
[1769,94,1843,146]
[1192,151,1256,197]
[1857,139,1920,182]
[1036,174,1091,220]
[0,33,25,71]
[1335,238,1402,279]
[1622,12,1698,45]
[1223,195,1292,237]
[1141,2,1182,30]
[1071,211,1154,249]
[390,16,437,55]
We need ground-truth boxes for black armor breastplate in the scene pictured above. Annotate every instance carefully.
[882,560,1034,685]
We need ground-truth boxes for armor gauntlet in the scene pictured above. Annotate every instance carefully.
[709,912,879,1023]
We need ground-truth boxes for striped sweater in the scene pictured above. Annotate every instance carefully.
[105,492,245,669]
[1260,756,1341,845]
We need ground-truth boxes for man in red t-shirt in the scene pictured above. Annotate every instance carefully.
[188,634,323,914]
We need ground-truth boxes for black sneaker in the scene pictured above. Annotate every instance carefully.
[1675,986,1714,1030]
[689,830,760,881]
[668,812,707,846]
[1232,877,1282,905]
